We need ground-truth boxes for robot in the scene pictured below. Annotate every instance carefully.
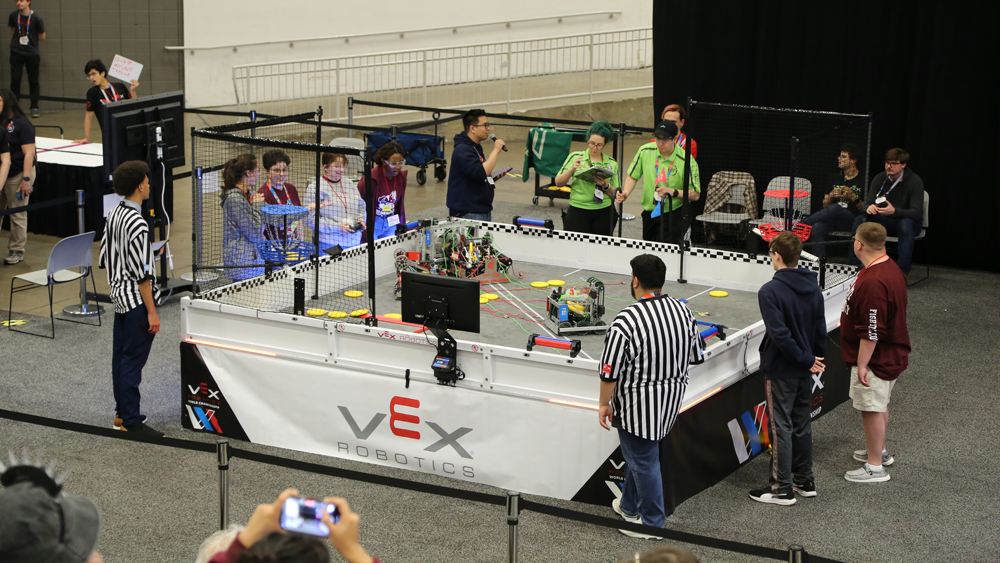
[546,277,608,335]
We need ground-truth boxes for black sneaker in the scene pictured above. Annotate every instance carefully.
[30,108,40,118]
[113,413,148,430]
[749,487,796,505]
[121,422,164,437]
[793,481,818,497]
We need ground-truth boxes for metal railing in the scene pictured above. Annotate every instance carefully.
[232,28,652,120]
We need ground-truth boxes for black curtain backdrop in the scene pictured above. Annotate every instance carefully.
[653,1,1000,271]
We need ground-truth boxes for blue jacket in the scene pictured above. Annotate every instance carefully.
[446,132,493,215]
[220,189,265,281]
[757,267,827,379]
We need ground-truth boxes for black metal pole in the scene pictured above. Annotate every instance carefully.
[819,255,827,289]
[617,122,626,238]
[314,106,323,300]
[678,100,693,285]
[787,136,798,232]
[364,141,377,327]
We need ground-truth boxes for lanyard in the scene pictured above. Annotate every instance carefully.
[100,85,123,104]
[17,11,31,36]
[264,181,287,205]
[654,155,674,185]
[850,254,888,293]
[677,132,687,150]
[876,172,903,200]
[324,176,349,215]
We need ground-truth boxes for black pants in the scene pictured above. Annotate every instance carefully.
[641,207,686,243]
[10,51,40,109]
[765,377,814,492]
[112,302,157,428]
[563,204,617,236]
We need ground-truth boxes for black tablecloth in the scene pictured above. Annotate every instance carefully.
[26,161,106,238]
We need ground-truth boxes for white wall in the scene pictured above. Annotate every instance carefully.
[180,0,651,108]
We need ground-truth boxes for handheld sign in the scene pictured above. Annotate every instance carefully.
[108,54,143,83]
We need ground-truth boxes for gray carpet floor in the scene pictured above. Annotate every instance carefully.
[1,235,997,562]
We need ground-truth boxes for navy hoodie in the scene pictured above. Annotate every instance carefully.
[447,132,493,215]
[757,267,827,379]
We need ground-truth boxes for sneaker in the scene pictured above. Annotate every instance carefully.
[792,481,818,498]
[853,449,894,466]
[30,108,40,118]
[844,464,890,483]
[121,422,165,437]
[749,487,796,505]
[113,413,148,430]
[612,497,642,524]
[618,527,663,540]
[4,251,23,265]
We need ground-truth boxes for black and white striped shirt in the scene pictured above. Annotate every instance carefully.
[600,293,702,441]
[99,200,160,314]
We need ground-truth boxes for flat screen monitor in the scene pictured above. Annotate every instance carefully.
[400,272,480,333]
[101,90,185,182]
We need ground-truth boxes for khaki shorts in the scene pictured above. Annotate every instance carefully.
[849,366,896,412]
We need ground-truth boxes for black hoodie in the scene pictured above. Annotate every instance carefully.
[447,131,493,215]
[757,267,827,379]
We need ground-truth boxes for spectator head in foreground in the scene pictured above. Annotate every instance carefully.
[0,457,103,563]
[195,525,244,563]
[619,545,701,563]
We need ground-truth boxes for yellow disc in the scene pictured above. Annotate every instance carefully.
[559,186,571,192]
[531,281,549,288]
[547,280,566,286]
[481,293,499,300]
[328,311,348,318]
[344,290,364,298]
[306,308,326,317]
[548,186,561,191]
[384,313,402,319]
[480,296,489,304]
[350,309,369,317]
[709,290,729,298]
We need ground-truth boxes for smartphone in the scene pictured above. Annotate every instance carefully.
[279,497,340,537]
[491,166,512,181]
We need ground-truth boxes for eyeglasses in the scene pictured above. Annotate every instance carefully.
[852,236,864,248]
[386,160,406,167]
[474,121,491,129]
[588,141,605,149]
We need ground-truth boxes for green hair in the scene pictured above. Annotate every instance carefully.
[586,121,616,144]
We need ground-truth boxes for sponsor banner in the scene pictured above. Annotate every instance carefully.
[573,328,850,511]
[180,343,249,441]
[193,344,620,500]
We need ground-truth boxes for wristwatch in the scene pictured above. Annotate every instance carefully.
[21,176,29,182]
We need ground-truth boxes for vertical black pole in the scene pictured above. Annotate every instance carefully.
[250,110,257,139]
[391,124,398,142]
[616,122,626,238]
[677,96,693,284]
[787,136,798,232]
[364,141,377,327]
[313,106,323,300]
[819,255,827,289]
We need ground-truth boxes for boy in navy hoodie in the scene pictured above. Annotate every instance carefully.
[446,108,505,221]
[749,231,827,505]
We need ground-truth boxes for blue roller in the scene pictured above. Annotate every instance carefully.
[517,217,547,227]
[700,326,719,340]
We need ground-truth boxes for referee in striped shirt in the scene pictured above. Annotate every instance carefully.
[99,160,163,437]
[599,254,701,538]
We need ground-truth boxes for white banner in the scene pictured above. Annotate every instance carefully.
[198,346,621,500]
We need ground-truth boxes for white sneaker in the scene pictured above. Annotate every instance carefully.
[618,528,663,540]
[853,449,894,466]
[612,497,641,524]
[845,464,890,483]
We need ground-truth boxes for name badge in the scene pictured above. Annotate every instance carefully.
[387,214,399,227]
[593,187,604,202]
[19,36,28,45]
[838,202,848,208]
[486,176,496,187]
[875,196,887,205]
[379,203,393,214]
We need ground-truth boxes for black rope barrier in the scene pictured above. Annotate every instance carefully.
[0,194,77,218]
[0,408,845,562]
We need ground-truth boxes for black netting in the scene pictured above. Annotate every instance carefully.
[191,115,375,319]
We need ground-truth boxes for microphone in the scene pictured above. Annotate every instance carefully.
[489,134,507,152]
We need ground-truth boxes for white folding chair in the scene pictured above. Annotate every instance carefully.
[8,232,102,338]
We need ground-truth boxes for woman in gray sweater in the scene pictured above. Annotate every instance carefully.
[220,153,265,281]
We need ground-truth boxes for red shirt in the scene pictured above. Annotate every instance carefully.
[256,181,302,241]
[839,257,910,380]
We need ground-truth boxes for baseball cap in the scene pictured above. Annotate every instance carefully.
[653,120,679,139]
[0,469,100,563]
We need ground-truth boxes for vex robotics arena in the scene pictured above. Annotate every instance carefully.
[3,2,996,563]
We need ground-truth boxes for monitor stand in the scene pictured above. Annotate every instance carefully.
[427,320,460,386]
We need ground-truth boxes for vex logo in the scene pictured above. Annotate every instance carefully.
[188,383,220,400]
[338,397,474,459]
[186,405,222,433]
[727,401,770,464]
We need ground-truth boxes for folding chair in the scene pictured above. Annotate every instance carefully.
[8,231,102,338]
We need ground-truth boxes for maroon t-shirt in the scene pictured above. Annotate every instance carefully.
[256,181,302,241]
[839,257,910,380]
[357,167,407,220]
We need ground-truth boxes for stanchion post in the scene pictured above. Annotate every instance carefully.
[348,96,354,138]
[788,544,807,563]
[507,491,521,563]
[217,439,230,530]
[63,189,102,317]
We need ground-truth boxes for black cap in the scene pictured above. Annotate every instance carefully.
[653,120,679,139]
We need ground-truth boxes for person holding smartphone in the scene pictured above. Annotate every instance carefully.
[554,120,619,235]
[207,488,380,563]
[303,152,366,250]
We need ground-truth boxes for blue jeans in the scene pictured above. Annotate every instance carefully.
[849,214,917,274]
[454,212,491,222]
[801,204,855,259]
[617,429,666,527]
[373,215,399,240]
[112,303,157,428]
[765,377,814,492]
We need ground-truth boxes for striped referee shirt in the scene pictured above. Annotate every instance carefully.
[600,293,702,441]
[99,200,160,314]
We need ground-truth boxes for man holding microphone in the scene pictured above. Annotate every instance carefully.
[446,108,505,222]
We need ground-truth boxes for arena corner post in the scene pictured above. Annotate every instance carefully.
[313,106,324,300]
[616,122,626,238]
[364,142,377,326]
[787,136,798,232]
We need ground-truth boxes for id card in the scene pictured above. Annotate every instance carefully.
[593,187,604,203]
[387,214,399,227]
[379,203,393,214]
[19,36,28,46]
[486,176,496,188]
